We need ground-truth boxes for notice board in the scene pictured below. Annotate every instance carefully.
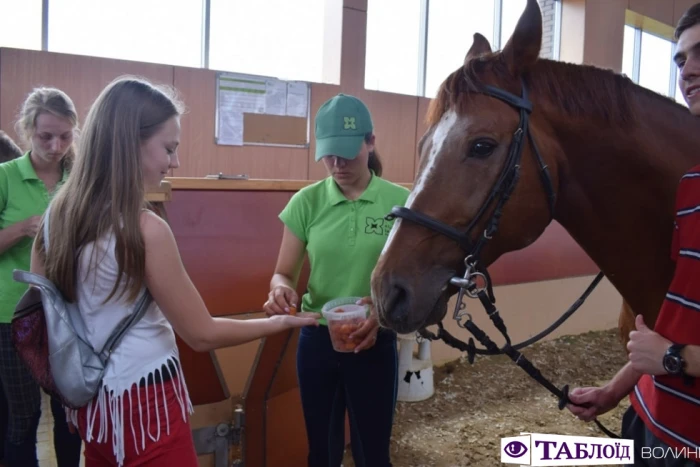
[215,71,311,148]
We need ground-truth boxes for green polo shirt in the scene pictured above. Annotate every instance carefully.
[0,153,68,323]
[280,174,409,325]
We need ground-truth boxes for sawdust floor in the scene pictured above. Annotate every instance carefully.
[343,328,630,467]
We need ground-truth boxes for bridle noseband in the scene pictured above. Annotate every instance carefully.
[386,79,617,438]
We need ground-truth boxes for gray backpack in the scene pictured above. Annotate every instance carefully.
[11,206,152,409]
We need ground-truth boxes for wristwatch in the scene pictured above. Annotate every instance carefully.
[663,344,687,376]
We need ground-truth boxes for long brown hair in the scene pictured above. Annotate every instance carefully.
[37,76,184,303]
[365,133,383,177]
[0,131,22,163]
[15,87,79,171]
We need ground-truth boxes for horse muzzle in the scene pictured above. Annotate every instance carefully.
[373,269,453,334]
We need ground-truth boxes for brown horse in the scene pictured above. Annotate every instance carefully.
[371,0,700,341]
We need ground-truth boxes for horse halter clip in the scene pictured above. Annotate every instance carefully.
[386,79,617,438]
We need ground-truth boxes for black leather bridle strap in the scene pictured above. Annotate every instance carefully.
[463,83,532,242]
[387,207,474,252]
[483,84,533,112]
[529,135,557,215]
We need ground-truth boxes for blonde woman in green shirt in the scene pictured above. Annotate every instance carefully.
[0,88,82,467]
[264,94,409,467]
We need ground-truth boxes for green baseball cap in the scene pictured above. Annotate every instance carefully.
[314,94,373,161]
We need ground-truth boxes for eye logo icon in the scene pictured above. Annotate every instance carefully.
[503,441,528,458]
[501,435,531,464]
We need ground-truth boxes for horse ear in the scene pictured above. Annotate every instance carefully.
[464,33,493,64]
[501,0,542,76]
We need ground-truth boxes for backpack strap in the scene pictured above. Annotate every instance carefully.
[43,203,51,251]
[13,269,56,291]
[99,290,153,361]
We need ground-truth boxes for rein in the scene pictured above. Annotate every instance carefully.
[386,78,619,439]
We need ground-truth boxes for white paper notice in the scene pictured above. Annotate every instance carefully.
[218,111,244,146]
[286,82,309,117]
[265,79,287,116]
[219,75,266,114]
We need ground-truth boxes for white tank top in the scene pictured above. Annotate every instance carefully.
[66,229,192,466]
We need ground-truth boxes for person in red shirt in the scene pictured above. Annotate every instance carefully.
[567,4,700,465]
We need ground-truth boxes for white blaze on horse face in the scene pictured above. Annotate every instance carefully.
[406,110,458,209]
[381,110,458,257]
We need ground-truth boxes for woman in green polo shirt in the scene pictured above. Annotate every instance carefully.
[264,94,410,467]
[0,88,82,467]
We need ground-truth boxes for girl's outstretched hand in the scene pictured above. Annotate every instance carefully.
[271,312,321,329]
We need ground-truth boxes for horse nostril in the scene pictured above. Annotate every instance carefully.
[385,279,411,325]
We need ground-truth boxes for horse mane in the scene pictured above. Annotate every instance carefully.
[426,53,685,127]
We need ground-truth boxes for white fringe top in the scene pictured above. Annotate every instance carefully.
[67,229,193,466]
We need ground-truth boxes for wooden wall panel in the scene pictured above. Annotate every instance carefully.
[343,0,367,11]
[628,0,674,25]
[166,189,296,317]
[353,89,418,184]
[339,7,367,97]
[172,66,310,179]
[166,182,599,295]
[266,389,307,467]
[243,330,293,467]
[415,97,432,174]
[560,0,586,64]
[212,315,266,396]
[175,335,229,406]
[583,0,627,71]
[268,328,301,400]
[489,221,598,286]
[0,48,173,142]
[674,0,697,25]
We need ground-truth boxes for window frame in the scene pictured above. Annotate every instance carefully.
[369,0,563,97]
[623,13,680,101]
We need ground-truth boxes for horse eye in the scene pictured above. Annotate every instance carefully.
[469,140,496,159]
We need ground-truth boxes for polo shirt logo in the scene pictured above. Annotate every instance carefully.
[343,117,356,130]
[365,217,386,236]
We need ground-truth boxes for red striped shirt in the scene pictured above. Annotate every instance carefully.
[630,167,700,458]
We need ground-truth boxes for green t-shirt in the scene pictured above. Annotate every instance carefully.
[0,153,68,322]
[280,174,409,325]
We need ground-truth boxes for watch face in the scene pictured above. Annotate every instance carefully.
[664,355,682,374]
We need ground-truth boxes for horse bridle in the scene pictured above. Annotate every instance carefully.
[390,78,556,326]
[386,78,617,438]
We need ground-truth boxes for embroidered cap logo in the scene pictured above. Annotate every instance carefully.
[344,117,356,130]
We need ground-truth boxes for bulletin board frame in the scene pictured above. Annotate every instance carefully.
[214,71,311,149]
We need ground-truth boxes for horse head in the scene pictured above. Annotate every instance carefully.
[372,0,559,333]
[372,0,700,336]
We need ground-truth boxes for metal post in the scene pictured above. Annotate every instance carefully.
[417,0,429,96]
[553,0,562,60]
[493,0,503,51]
[41,0,49,50]
[632,28,642,84]
[201,0,211,68]
[669,42,679,99]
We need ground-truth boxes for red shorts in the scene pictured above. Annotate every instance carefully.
[76,378,198,466]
